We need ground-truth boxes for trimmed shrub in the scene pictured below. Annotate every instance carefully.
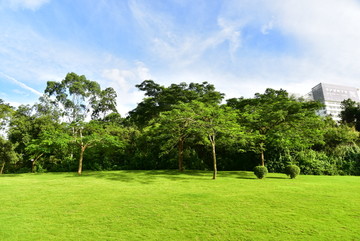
[285,165,300,179]
[253,166,268,179]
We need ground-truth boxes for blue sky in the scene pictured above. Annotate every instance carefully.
[1,0,360,115]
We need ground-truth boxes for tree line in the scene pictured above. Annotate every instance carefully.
[1,72,360,178]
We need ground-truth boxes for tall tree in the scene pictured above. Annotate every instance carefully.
[227,89,324,166]
[192,102,242,179]
[45,72,101,123]
[145,100,243,177]
[91,87,118,120]
[145,102,198,171]
[44,72,118,175]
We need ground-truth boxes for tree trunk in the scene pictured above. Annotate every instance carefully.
[32,153,44,173]
[78,145,87,175]
[0,161,5,174]
[70,126,76,160]
[31,160,35,173]
[210,135,217,180]
[259,142,265,166]
[178,137,184,172]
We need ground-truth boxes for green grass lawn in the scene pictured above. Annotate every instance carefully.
[1,170,359,240]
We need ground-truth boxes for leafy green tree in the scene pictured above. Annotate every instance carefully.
[323,120,359,150]
[128,80,224,127]
[189,101,243,179]
[25,125,71,172]
[33,95,63,122]
[340,99,360,131]
[145,102,198,171]
[8,105,36,161]
[44,73,118,175]
[227,89,324,167]
[74,121,103,175]
[0,137,18,174]
[145,100,244,177]
[320,120,360,175]
[83,120,131,171]
[91,87,118,120]
[266,107,326,155]
[0,99,14,131]
[45,72,101,123]
[8,103,64,172]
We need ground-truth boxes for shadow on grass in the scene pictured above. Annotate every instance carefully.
[0,174,24,178]
[59,170,210,184]
[222,172,288,180]
[224,171,257,180]
[62,170,256,183]
[1,170,288,182]
[267,176,288,179]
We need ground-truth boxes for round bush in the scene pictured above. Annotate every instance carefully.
[253,166,268,179]
[285,165,300,179]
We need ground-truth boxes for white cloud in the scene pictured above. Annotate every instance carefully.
[266,0,360,87]
[102,62,152,116]
[0,18,138,114]
[0,21,127,84]
[216,17,242,59]
[2,0,50,10]
[205,0,360,97]
[129,0,243,67]
[261,18,274,35]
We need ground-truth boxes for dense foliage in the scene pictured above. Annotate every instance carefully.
[1,73,360,176]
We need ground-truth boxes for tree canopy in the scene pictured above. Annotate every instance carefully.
[128,80,224,127]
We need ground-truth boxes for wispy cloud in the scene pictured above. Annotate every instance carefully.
[216,17,242,60]
[261,18,275,35]
[269,0,360,81]
[128,0,243,67]
[203,0,360,96]
[0,16,138,114]
[0,72,42,96]
[102,61,152,116]
[1,0,50,10]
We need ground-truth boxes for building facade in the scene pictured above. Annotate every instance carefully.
[310,83,360,121]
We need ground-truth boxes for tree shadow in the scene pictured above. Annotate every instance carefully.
[135,170,213,183]
[236,176,257,180]
[267,176,288,179]
[222,171,257,180]
[0,173,24,178]
[60,170,292,183]
[2,170,290,182]
[61,170,213,184]
[82,172,137,182]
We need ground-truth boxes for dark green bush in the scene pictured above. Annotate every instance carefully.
[285,165,300,179]
[253,166,268,179]
[296,150,335,175]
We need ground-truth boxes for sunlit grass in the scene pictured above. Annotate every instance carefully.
[1,170,359,240]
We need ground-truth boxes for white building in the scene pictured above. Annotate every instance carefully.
[310,83,360,121]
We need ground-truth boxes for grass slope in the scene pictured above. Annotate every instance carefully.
[1,170,359,240]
